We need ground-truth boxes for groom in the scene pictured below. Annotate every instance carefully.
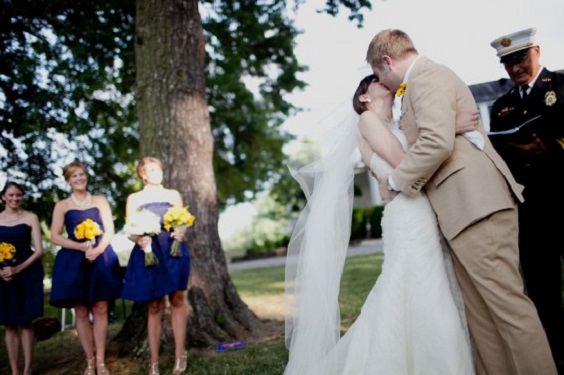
[367,29,556,375]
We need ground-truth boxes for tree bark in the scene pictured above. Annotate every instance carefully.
[114,0,263,354]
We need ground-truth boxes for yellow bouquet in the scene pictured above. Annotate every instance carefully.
[74,218,103,250]
[163,206,195,257]
[0,242,16,265]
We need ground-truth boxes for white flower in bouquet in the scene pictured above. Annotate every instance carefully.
[124,209,162,266]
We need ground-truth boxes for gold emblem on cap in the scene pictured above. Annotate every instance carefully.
[501,38,512,47]
[545,91,557,107]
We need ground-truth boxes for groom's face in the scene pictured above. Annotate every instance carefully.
[371,60,400,92]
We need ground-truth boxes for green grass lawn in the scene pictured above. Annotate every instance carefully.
[0,253,376,374]
[2,255,563,374]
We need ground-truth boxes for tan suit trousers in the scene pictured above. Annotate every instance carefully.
[447,206,557,375]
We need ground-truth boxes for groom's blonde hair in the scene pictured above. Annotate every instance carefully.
[366,29,418,69]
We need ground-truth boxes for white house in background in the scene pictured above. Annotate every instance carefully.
[352,77,516,208]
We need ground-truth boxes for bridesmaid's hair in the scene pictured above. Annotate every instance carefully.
[136,156,163,180]
[0,181,25,200]
[353,74,378,115]
[63,161,88,182]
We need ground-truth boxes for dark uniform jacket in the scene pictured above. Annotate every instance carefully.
[489,68,564,193]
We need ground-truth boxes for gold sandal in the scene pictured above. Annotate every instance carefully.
[149,362,160,375]
[84,358,94,375]
[173,351,187,375]
[97,357,110,375]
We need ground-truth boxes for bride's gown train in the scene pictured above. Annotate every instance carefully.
[286,128,475,375]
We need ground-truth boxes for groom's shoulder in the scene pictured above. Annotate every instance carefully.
[416,57,463,81]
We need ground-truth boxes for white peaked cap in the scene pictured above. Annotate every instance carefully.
[490,27,537,59]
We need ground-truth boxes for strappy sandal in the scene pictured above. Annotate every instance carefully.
[97,356,110,375]
[149,362,160,375]
[84,358,94,375]
[173,351,187,375]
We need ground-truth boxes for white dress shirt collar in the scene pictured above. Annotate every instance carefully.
[522,66,544,94]
[402,55,421,84]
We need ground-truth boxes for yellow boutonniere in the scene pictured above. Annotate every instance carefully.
[396,82,407,97]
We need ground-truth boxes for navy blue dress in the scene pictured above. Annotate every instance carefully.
[49,207,123,308]
[0,224,44,325]
[122,202,191,302]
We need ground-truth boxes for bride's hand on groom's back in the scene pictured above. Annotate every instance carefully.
[379,173,399,204]
[456,110,480,134]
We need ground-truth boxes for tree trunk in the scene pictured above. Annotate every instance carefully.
[114,0,263,354]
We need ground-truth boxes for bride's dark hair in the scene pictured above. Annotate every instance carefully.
[353,74,378,115]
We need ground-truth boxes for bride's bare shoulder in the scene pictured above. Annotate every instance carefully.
[358,111,387,134]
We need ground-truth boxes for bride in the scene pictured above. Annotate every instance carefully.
[284,74,478,374]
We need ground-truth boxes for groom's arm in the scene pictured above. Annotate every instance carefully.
[391,65,459,195]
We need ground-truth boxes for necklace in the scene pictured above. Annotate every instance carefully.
[71,192,92,207]
[1,210,23,223]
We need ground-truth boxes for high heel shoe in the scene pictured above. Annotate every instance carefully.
[84,358,94,375]
[173,351,187,375]
[149,362,160,375]
[96,357,110,375]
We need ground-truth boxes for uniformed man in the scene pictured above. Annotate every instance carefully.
[489,27,564,373]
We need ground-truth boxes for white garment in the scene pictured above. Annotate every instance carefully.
[285,126,475,375]
[463,130,485,150]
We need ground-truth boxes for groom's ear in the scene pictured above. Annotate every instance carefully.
[381,55,393,70]
[359,94,370,103]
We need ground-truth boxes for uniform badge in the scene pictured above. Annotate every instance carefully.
[498,107,511,116]
[545,91,557,106]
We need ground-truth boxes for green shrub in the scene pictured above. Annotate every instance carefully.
[350,207,367,240]
[367,205,384,239]
[245,235,290,256]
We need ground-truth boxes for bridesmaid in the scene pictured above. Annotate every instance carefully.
[0,181,44,375]
[122,156,191,375]
[49,161,122,375]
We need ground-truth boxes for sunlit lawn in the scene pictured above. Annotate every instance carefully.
[0,253,381,374]
[2,255,563,374]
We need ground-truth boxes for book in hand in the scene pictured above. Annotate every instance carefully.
[488,115,542,136]
[216,340,246,352]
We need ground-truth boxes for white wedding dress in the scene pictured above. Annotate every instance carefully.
[285,127,475,375]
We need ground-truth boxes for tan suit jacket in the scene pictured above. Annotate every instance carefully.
[393,57,524,240]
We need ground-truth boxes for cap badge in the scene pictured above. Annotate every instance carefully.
[545,91,557,107]
[501,38,512,47]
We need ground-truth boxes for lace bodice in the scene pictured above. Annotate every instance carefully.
[369,127,408,180]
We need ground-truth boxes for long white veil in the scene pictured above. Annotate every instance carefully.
[284,103,360,374]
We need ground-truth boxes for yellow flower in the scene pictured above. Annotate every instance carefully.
[396,82,407,97]
[163,206,195,232]
[0,242,16,262]
[163,206,196,257]
[74,218,103,241]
